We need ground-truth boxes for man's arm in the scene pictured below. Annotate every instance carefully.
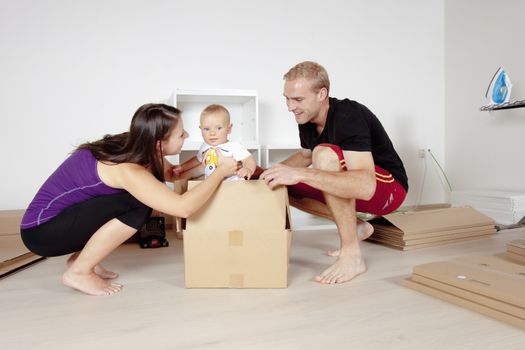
[261,150,376,201]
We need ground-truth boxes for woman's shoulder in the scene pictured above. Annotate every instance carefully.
[98,161,150,189]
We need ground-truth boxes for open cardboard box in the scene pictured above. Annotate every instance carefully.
[183,180,292,288]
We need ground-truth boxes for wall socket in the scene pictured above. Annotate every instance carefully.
[418,149,426,158]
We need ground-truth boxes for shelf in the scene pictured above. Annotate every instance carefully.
[480,100,525,111]
[173,88,258,147]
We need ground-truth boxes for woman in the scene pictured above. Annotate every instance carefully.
[20,103,238,296]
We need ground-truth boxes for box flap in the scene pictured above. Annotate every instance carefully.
[374,207,495,235]
[186,180,289,230]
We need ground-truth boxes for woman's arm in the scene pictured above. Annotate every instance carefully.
[99,154,237,218]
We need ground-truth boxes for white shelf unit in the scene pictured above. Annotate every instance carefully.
[263,144,301,168]
[171,88,260,165]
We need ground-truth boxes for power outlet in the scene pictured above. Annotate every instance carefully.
[418,149,426,158]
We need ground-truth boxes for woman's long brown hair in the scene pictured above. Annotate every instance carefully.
[78,103,181,182]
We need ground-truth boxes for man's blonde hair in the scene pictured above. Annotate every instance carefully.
[200,104,231,123]
[283,61,330,93]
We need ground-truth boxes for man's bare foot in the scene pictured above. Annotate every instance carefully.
[62,268,123,296]
[67,254,118,279]
[327,221,374,256]
[315,254,367,284]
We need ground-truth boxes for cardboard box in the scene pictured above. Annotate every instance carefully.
[0,210,46,278]
[506,240,525,264]
[404,254,525,330]
[0,210,25,236]
[403,278,525,330]
[183,180,291,288]
[368,207,496,250]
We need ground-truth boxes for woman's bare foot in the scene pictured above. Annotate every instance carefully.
[67,254,118,279]
[62,268,123,296]
[327,221,374,257]
[315,254,367,284]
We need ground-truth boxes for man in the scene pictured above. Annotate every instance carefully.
[260,61,408,285]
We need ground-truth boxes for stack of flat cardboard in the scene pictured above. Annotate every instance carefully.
[506,239,525,264]
[183,180,292,288]
[0,210,45,279]
[368,207,496,250]
[404,254,525,330]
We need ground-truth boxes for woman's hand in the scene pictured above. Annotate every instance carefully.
[215,149,238,178]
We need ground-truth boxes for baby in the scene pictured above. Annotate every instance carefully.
[174,104,256,181]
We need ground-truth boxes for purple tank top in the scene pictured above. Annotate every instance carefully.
[21,149,124,229]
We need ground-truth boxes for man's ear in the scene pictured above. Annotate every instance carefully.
[318,87,328,101]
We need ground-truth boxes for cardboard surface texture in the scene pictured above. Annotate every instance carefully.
[0,212,46,279]
[506,240,525,264]
[184,180,291,288]
[0,210,25,236]
[404,254,525,330]
[369,207,496,250]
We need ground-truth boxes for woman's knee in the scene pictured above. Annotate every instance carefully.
[312,145,341,171]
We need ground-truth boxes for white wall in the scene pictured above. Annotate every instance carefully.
[445,0,525,192]
[0,0,445,210]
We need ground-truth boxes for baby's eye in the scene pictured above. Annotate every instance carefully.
[217,127,223,130]
[203,128,210,131]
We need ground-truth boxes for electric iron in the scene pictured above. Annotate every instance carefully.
[485,67,512,105]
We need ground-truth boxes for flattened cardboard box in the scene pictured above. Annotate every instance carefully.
[183,180,291,288]
[0,210,25,236]
[368,207,496,250]
[0,210,45,278]
[506,240,525,264]
[404,255,525,330]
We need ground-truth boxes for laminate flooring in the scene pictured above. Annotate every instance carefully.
[1,227,524,349]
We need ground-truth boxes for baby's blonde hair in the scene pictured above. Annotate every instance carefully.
[200,104,231,123]
[283,61,330,93]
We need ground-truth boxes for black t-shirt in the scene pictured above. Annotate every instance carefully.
[299,97,408,191]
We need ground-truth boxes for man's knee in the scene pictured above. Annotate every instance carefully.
[312,145,341,171]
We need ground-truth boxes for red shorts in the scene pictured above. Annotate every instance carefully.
[288,144,407,216]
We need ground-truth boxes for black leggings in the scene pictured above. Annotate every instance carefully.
[21,192,151,257]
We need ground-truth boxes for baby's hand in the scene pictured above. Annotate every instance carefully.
[172,165,184,178]
[236,165,253,180]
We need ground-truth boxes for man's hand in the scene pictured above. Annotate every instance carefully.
[260,163,302,189]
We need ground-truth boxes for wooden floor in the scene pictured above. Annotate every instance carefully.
[1,227,524,349]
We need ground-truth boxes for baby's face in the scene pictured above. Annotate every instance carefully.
[199,112,231,146]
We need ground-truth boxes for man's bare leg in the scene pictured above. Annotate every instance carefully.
[66,252,118,279]
[289,196,374,256]
[62,219,137,296]
[327,219,374,256]
[310,146,367,284]
[316,195,367,284]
